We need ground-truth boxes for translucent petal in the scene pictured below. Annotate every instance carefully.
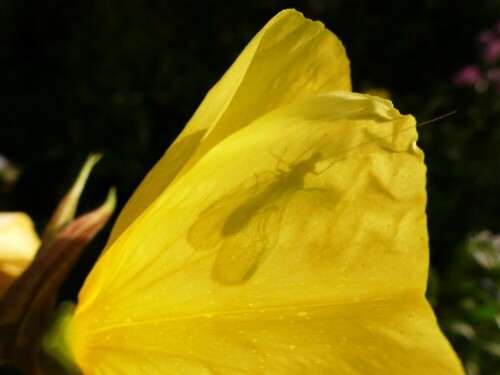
[107,9,351,249]
[68,92,463,374]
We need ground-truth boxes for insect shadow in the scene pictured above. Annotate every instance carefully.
[187,112,451,285]
[187,146,331,285]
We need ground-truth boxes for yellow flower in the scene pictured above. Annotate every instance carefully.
[0,212,40,292]
[61,9,463,374]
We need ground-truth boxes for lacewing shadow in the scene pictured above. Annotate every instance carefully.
[187,149,327,285]
[186,112,451,285]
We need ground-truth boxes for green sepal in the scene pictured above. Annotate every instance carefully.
[40,302,82,375]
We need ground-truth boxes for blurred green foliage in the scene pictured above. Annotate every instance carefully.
[436,231,500,374]
[1,0,499,373]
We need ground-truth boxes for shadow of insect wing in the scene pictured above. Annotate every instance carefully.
[187,170,276,250]
[212,203,283,285]
[188,151,325,284]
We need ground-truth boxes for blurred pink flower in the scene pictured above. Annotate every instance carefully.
[454,21,500,92]
[453,65,483,86]
[481,37,500,64]
[477,22,500,64]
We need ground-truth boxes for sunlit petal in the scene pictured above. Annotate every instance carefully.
[107,9,351,248]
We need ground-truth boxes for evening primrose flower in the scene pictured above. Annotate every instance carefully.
[55,10,464,374]
[0,212,40,292]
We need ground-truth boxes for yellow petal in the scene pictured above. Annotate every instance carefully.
[0,212,40,291]
[67,92,463,374]
[68,298,460,374]
[107,9,351,249]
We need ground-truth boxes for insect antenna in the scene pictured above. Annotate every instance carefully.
[416,110,457,128]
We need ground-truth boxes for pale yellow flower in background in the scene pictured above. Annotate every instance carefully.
[0,212,40,292]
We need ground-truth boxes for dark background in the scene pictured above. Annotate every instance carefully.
[1,0,499,373]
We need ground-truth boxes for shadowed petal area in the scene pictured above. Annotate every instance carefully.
[66,92,463,374]
[107,9,351,249]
